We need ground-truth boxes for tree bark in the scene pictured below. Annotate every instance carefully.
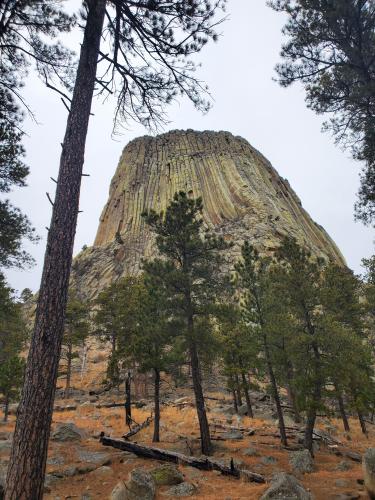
[65,343,72,398]
[189,339,211,455]
[358,410,368,435]
[125,371,132,428]
[4,3,106,498]
[234,374,243,406]
[241,371,253,418]
[3,395,9,423]
[286,362,301,423]
[231,387,238,414]
[263,336,288,446]
[336,391,350,433]
[153,368,160,442]
[304,409,316,454]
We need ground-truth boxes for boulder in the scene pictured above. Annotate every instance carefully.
[261,456,277,465]
[289,450,314,474]
[110,481,127,500]
[363,448,375,499]
[222,431,243,440]
[52,423,85,442]
[77,448,110,464]
[150,465,184,486]
[121,468,156,500]
[165,482,196,497]
[260,472,313,499]
[242,447,258,457]
[335,460,351,472]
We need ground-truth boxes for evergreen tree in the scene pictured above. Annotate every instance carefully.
[218,303,258,418]
[130,275,179,442]
[7,3,226,494]
[61,294,90,398]
[142,191,229,455]
[0,275,26,422]
[274,237,325,452]
[0,89,38,270]
[270,0,375,224]
[235,242,288,446]
[93,277,144,386]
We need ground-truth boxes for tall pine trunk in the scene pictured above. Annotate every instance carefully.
[358,410,368,435]
[125,371,132,428]
[241,371,253,418]
[189,337,211,455]
[335,387,350,433]
[263,335,288,446]
[286,362,301,423]
[234,374,243,406]
[153,368,160,443]
[65,343,72,399]
[5,3,106,498]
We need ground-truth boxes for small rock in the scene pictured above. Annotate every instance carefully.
[261,456,277,465]
[335,460,352,472]
[150,464,184,486]
[47,455,65,466]
[289,450,314,474]
[94,465,113,476]
[260,472,313,499]
[222,431,243,440]
[165,482,196,497]
[52,423,85,442]
[335,479,349,488]
[77,448,110,464]
[243,447,258,457]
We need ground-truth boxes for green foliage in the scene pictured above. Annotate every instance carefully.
[63,293,90,351]
[142,191,230,349]
[270,0,375,224]
[93,276,145,384]
[0,275,26,413]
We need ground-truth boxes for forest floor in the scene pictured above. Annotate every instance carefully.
[0,360,373,499]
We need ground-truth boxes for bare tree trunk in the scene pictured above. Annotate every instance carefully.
[286,362,301,423]
[263,336,288,447]
[304,409,316,454]
[232,389,238,413]
[5,3,106,498]
[65,343,72,399]
[241,371,253,418]
[125,371,132,429]
[358,410,368,435]
[189,339,211,455]
[80,344,89,382]
[3,395,9,423]
[153,368,160,443]
[234,374,243,406]
[336,392,350,433]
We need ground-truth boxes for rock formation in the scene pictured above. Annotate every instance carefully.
[71,130,344,299]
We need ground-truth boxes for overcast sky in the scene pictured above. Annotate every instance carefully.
[4,1,374,292]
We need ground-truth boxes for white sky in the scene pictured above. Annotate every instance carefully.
[4,1,374,292]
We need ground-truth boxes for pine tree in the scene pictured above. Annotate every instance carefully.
[143,192,229,455]
[270,0,375,224]
[6,4,226,494]
[218,303,258,418]
[61,294,90,398]
[274,237,325,453]
[129,275,179,442]
[0,275,26,422]
[235,242,288,446]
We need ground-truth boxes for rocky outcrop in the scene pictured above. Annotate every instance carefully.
[71,130,344,300]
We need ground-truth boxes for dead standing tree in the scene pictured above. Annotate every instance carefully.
[5,1,226,498]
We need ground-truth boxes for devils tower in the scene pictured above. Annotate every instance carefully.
[71,130,344,298]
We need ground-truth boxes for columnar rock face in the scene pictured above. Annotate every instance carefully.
[71,130,344,299]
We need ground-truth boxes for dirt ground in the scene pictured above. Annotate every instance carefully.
[0,357,373,499]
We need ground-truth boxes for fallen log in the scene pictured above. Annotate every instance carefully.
[122,417,153,440]
[99,434,265,483]
[211,422,255,435]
